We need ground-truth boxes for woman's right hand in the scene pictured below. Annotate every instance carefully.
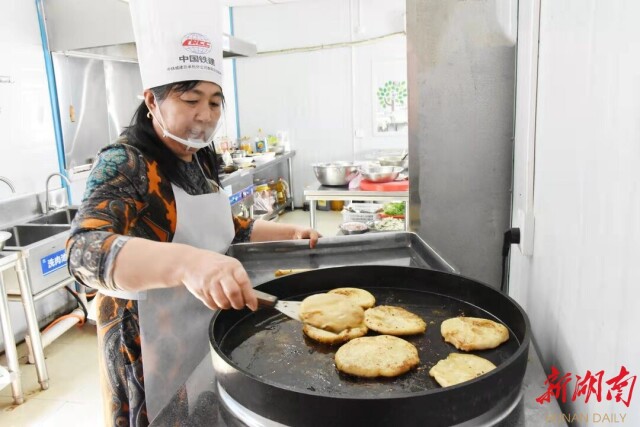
[180,248,258,311]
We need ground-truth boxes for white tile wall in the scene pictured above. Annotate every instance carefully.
[0,0,59,197]
[232,0,408,205]
[510,0,640,421]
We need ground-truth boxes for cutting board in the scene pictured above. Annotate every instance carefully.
[359,179,409,191]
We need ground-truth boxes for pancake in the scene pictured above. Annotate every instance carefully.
[299,293,364,333]
[364,305,426,335]
[429,353,497,387]
[302,323,368,345]
[335,335,420,378]
[441,317,509,351]
[328,287,376,309]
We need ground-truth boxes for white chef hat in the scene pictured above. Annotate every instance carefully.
[129,0,223,90]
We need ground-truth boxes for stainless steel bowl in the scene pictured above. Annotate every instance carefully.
[377,156,408,169]
[0,231,11,251]
[359,166,404,183]
[312,162,359,186]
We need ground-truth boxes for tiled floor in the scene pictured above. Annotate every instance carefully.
[0,325,102,427]
[0,209,342,426]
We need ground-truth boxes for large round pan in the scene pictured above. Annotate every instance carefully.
[210,266,530,427]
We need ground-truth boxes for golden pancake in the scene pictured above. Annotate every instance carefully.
[299,293,364,333]
[364,305,426,335]
[429,353,497,387]
[328,287,376,309]
[334,335,420,378]
[302,323,368,345]
[441,317,509,351]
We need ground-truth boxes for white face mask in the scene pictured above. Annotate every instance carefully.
[149,97,218,150]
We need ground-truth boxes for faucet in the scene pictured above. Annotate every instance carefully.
[45,172,72,213]
[0,176,16,193]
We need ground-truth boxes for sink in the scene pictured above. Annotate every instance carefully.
[2,225,70,247]
[28,208,78,225]
[0,224,71,295]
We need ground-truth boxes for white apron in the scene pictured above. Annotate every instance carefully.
[136,181,234,420]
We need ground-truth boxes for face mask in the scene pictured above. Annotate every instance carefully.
[149,97,218,150]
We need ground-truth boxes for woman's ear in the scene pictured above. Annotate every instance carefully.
[143,89,156,113]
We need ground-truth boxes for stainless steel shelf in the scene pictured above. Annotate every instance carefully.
[304,184,409,230]
[220,152,295,213]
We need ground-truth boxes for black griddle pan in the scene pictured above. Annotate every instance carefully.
[210,266,530,427]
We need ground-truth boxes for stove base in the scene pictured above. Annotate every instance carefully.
[217,382,522,427]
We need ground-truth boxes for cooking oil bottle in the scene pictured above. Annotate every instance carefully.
[275,178,286,206]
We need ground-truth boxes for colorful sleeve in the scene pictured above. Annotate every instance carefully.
[232,215,255,244]
[66,144,148,291]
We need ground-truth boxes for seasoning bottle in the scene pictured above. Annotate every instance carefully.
[255,129,267,153]
[330,200,344,211]
[275,178,290,206]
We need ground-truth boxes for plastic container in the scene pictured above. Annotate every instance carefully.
[341,202,383,223]
[317,200,331,211]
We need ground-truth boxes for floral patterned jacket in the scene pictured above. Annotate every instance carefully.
[66,141,253,291]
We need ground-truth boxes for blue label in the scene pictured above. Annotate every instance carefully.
[228,185,254,206]
[40,249,67,276]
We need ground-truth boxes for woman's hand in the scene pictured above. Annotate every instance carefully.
[250,220,322,248]
[291,226,321,249]
[180,248,258,311]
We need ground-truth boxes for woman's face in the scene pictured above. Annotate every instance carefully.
[145,81,223,160]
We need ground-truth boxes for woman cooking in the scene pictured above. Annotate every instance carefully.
[66,1,318,425]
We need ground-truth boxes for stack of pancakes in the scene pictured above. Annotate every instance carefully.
[299,288,425,378]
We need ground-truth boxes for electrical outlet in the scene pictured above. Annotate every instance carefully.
[517,209,535,256]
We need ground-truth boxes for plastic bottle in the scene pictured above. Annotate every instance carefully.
[255,129,267,153]
[280,178,290,200]
[330,200,344,211]
[275,178,286,206]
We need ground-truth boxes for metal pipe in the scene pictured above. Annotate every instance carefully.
[287,158,294,211]
[0,176,16,193]
[26,307,84,365]
[14,257,49,389]
[35,0,68,195]
[44,172,71,213]
[0,275,24,404]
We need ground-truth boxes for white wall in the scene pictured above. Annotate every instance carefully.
[511,0,640,422]
[0,0,77,351]
[232,0,407,205]
[0,0,59,198]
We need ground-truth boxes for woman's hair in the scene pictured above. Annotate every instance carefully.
[121,80,223,188]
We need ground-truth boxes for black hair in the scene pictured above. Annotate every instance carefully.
[121,80,223,189]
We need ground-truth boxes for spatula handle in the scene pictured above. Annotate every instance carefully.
[254,289,278,308]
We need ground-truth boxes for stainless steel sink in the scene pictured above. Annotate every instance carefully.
[0,224,71,295]
[27,208,78,225]
[2,225,69,247]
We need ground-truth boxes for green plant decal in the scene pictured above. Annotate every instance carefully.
[377,80,407,111]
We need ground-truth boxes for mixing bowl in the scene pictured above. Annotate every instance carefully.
[359,166,404,183]
[312,162,359,186]
[377,156,408,169]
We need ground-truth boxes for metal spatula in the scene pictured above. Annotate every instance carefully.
[254,289,301,321]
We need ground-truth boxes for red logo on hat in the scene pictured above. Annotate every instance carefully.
[182,33,211,54]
